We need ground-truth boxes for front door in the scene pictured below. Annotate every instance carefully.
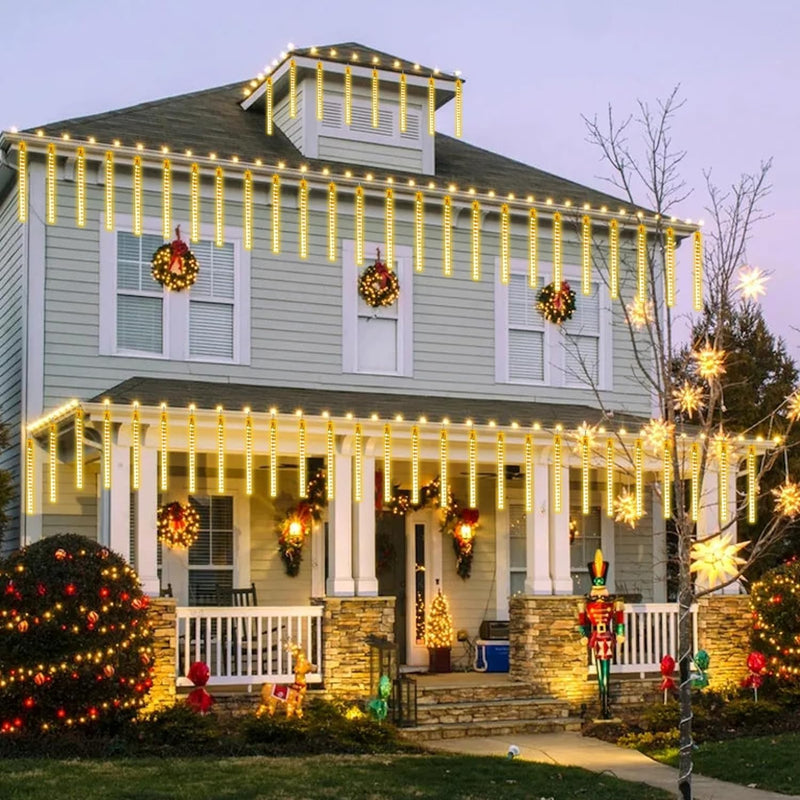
[376,513,407,663]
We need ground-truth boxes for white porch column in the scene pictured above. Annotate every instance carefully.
[695,466,719,594]
[99,444,130,558]
[352,451,378,596]
[135,447,160,596]
[326,450,355,596]
[549,464,573,595]
[524,462,552,594]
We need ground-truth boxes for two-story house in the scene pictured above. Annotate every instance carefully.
[0,43,734,688]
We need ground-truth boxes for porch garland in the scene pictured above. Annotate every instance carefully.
[151,225,200,291]
[277,469,327,577]
[358,248,399,308]
[157,501,201,550]
[537,280,576,324]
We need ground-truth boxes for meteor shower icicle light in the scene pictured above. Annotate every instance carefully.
[344,67,352,126]
[104,151,114,232]
[411,426,421,505]
[454,78,463,138]
[500,204,510,285]
[46,143,56,224]
[553,431,563,513]
[608,219,620,299]
[354,423,363,503]
[693,231,704,311]
[188,405,197,493]
[385,188,394,267]
[74,406,84,490]
[298,179,309,259]
[327,182,337,261]
[371,69,380,128]
[414,192,424,273]
[316,61,324,120]
[524,435,534,514]
[289,59,297,118]
[665,227,676,307]
[634,438,644,518]
[747,445,757,524]
[298,417,307,497]
[17,141,27,222]
[399,74,407,133]
[719,440,730,525]
[326,420,335,501]
[159,403,168,492]
[496,432,506,511]
[442,196,453,276]
[605,438,614,517]
[25,438,34,515]
[131,403,140,492]
[265,77,274,135]
[216,407,225,494]
[161,159,172,239]
[243,171,253,251]
[528,209,538,288]
[102,400,112,490]
[271,175,281,254]
[214,167,224,247]
[636,224,647,303]
[439,426,448,493]
[49,423,57,504]
[355,186,365,265]
[581,434,590,515]
[269,415,278,499]
[383,424,392,505]
[190,164,200,242]
[245,411,254,497]
[427,77,436,135]
[471,201,481,281]
[662,442,672,519]
[581,215,591,294]
[132,156,142,236]
[75,147,86,228]
[690,442,700,522]
[468,428,478,508]
[552,212,563,286]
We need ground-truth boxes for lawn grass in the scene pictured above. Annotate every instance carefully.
[0,753,671,800]
[654,732,800,795]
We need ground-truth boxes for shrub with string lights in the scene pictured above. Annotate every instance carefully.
[750,559,800,680]
[0,534,154,735]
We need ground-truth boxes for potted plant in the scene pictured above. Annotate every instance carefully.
[424,585,454,673]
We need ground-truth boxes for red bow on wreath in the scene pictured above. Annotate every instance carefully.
[170,226,189,274]
[552,281,571,312]
[373,249,390,289]
[460,508,480,528]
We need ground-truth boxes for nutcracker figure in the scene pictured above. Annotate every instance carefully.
[577,549,625,719]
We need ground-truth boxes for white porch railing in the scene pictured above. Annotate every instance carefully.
[589,602,699,676]
[175,606,323,688]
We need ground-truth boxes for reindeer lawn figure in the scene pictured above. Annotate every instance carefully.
[258,644,315,719]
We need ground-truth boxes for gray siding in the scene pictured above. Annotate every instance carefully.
[318,136,423,172]
[0,188,23,551]
[273,85,304,151]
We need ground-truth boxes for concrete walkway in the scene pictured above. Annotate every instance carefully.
[427,731,800,800]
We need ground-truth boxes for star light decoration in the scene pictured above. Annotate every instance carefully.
[694,346,726,381]
[642,418,674,452]
[736,266,769,301]
[613,489,639,529]
[785,390,800,422]
[773,481,800,518]
[690,535,748,585]
[572,421,598,452]
[673,382,705,418]
[711,430,732,460]
[627,296,654,330]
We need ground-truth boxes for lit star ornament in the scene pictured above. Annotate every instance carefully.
[642,418,674,452]
[613,489,640,529]
[627,296,654,330]
[690,535,748,585]
[773,481,800,518]
[572,421,598,452]
[694,346,726,380]
[786,390,800,422]
[736,266,769,300]
[673,382,704,418]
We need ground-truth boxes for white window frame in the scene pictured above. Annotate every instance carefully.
[342,239,413,377]
[99,213,251,365]
[495,258,612,390]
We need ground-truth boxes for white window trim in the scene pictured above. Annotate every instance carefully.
[495,257,612,390]
[342,239,413,377]
[99,213,251,365]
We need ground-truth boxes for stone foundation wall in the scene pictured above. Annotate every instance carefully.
[143,597,177,712]
[696,595,752,690]
[322,596,395,699]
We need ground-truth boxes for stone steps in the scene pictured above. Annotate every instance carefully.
[416,697,569,726]
[403,716,583,742]
[416,681,540,705]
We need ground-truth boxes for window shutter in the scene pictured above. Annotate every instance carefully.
[566,282,600,334]
[351,104,393,137]
[322,99,343,129]
[401,111,421,141]
[509,329,544,381]
[509,274,542,329]
[565,334,599,385]
[117,295,163,353]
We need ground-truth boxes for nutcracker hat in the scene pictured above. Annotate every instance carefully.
[588,549,610,597]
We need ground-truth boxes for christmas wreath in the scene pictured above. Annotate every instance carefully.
[451,508,479,580]
[537,280,576,324]
[358,249,400,308]
[277,470,328,577]
[151,225,199,291]
[157,501,201,550]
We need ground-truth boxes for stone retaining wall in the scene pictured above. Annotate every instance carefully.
[696,595,752,690]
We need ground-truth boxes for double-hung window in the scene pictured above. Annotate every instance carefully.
[507,273,546,383]
[562,281,601,386]
[188,240,236,360]
[187,495,234,605]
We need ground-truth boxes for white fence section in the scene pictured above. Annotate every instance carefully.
[589,602,699,676]
[175,606,324,687]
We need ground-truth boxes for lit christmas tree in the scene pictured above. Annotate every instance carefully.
[424,587,454,649]
[751,560,800,679]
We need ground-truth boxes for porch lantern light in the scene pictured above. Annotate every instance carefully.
[442,196,453,276]
[189,163,200,242]
[581,215,591,294]
[17,140,27,223]
[693,231,704,311]
[528,208,538,288]
[75,147,86,228]
[552,211,563,286]
[608,219,619,299]
[104,151,114,232]
[636,224,647,303]
[46,143,56,224]
[132,155,142,236]
[243,170,253,251]
[665,227,676,307]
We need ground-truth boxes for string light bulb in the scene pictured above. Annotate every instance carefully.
[161,159,171,239]
[605,438,614,517]
[74,406,84,490]
[354,423,363,502]
[46,143,56,224]
[75,147,86,228]
[245,411,254,496]
[747,445,757,525]
[265,77,273,135]
[634,438,644,518]
[442,196,453,276]
[524,435,534,514]
[132,156,142,236]
[104,151,114,232]
[440,426,448,494]
[17,140,27,222]
[552,212,563,286]
[214,167,224,247]
[608,219,619,299]
[326,420,335,501]
[131,403,140,492]
[454,78,463,138]
[298,417,307,497]
[188,405,197,494]
[371,69,380,128]
[243,170,253,250]
[693,231,703,311]
[383,424,392,505]
[581,215,591,294]
[496,432,506,511]
[271,175,281,254]
[414,192,424,273]
[102,400,112,490]
[500,204,510,284]
[298,179,309,259]
[159,403,168,492]
[427,76,436,135]
[636,224,647,303]
[269,415,278,498]
[385,188,394,267]
[355,186,365,265]
[190,164,200,242]
[327,182,337,261]
[216,407,225,494]
[471,200,481,281]
[553,432,563,513]
[49,422,57,503]
[411,426,421,505]
[528,209,538,288]
[665,227,676,307]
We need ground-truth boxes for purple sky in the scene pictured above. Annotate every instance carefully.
[4,1,798,352]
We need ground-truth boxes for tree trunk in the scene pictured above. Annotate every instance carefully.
[677,520,694,800]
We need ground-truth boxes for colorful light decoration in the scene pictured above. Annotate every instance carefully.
[316,61,324,121]
[528,209,538,288]
[500,204,510,285]
[265,77,273,135]
[440,426,448,495]
[694,346,726,380]
[662,442,672,519]
[747,445,757,525]
[496,432,505,511]
[553,432,563,514]
[552,212,563,286]
[17,141,27,223]
[605,438,614,517]
[773,480,800,518]
[132,156,142,237]
[326,419,335,501]
[383,424,392,505]
[46,143,56,224]
[673,381,704,418]
[25,438,34,515]
[414,191,424,273]
[355,186,365,265]
[608,219,619,299]
[216,406,225,494]
[524,434,534,514]
[269,415,278,499]
[161,159,171,239]
[442,196,453,276]
[580,434,590,515]
[243,170,253,251]
[188,404,197,494]
[427,77,435,136]
[581,215,591,294]
[454,78,463,138]
[344,67,352,126]
[271,174,281,254]
[411,425,421,505]
[636,224,647,303]
[371,69,380,128]
[190,164,200,242]
[385,188,394,267]
[48,422,57,503]
[690,535,747,586]
[298,417,307,497]
[354,422,363,503]
[245,410,254,497]
[399,74,407,133]
[665,227,676,308]
[288,59,297,118]
[102,400,112,490]
[74,406,84,490]
[298,179,309,259]
[634,438,644,518]
[468,428,478,508]
[690,442,700,522]
[736,266,769,300]
[159,403,168,492]
[693,231,703,311]
[471,200,481,281]
[103,151,114,232]
[327,182,337,262]
[131,403,140,492]
[214,167,224,247]
[613,489,638,529]
[75,147,86,228]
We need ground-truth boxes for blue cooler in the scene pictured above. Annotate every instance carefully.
[474,639,510,672]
